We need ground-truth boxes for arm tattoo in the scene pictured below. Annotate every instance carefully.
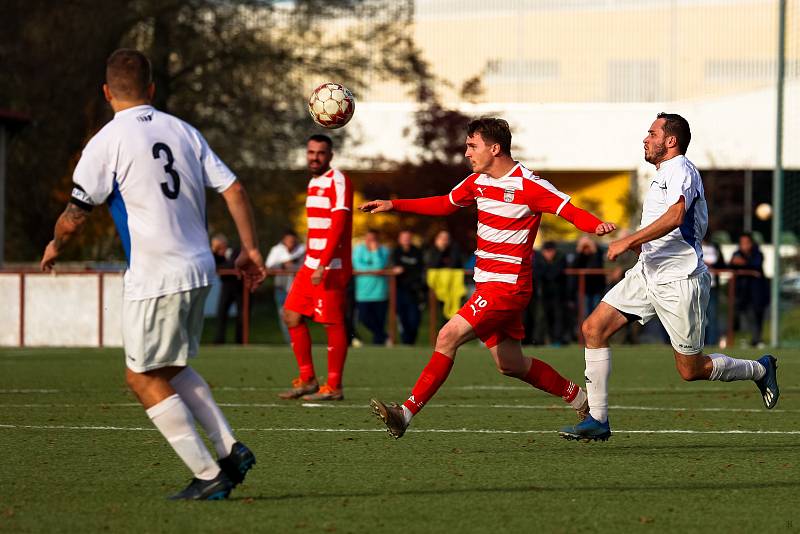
[53,202,91,250]
[63,202,90,225]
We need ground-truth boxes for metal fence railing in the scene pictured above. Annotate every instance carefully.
[0,267,761,348]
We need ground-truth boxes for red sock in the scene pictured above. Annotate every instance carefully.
[288,324,315,382]
[520,358,578,402]
[402,351,454,415]
[325,324,348,390]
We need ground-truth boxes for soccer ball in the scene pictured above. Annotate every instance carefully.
[308,83,355,129]
[755,203,772,221]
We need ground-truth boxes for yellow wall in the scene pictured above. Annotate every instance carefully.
[538,171,634,241]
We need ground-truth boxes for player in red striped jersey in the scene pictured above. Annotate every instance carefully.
[360,118,616,438]
[279,134,353,401]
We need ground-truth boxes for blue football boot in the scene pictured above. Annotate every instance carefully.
[559,414,612,442]
[218,441,256,487]
[168,471,233,500]
[754,355,779,409]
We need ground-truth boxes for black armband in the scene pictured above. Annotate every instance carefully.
[70,184,94,212]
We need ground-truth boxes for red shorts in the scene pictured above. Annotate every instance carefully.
[284,266,350,324]
[457,288,530,348]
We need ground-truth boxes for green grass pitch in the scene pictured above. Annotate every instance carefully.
[0,344,797,533]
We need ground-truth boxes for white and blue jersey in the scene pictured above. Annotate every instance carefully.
[70,104,236,300]
[638,155,708,283]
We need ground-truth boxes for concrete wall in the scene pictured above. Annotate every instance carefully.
[0,273,123,347]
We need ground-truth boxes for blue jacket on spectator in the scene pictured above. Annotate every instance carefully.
[353,243,390,302]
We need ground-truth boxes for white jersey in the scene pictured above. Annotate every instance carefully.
[639,155,708,283]
[70,104,236,300]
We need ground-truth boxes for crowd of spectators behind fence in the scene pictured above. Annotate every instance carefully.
[211,229,771,349]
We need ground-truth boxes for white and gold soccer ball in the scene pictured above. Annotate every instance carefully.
[308,83,355,129]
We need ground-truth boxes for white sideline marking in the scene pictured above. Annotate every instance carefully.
[0,423,797,435]
[217,385,800,393]
[2,385,795,394]
[0,389,61,394]
[0,402,796,414]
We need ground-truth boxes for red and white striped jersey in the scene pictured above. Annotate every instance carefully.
[302,167,353,272]
[450,162,570,294]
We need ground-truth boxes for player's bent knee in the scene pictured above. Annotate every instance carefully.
[435,325,460,353]
[124,368,146,393]
[283,310,303,328]
[581,318,604,345]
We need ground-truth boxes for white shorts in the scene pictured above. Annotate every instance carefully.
[602,263,711,354]
[122,286,211,373]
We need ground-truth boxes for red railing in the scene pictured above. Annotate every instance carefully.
[1,270,114,347]
[2,267,760,348]
[563,268,760,348]
[220,268,400,346]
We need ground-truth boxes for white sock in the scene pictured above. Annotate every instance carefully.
[146,394,220,480]
[708,353,766,382]
[401,405,413,425]
[170,367,237,458]
[585,347,611,423]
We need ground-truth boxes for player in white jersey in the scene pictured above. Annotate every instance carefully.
[40,49,267,499]
[560,113,779,442]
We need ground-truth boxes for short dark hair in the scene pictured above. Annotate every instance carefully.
[657,112,691,154]
[542,241,557,250]
[106,49,151,100]
[308,134,333,150]
[467,117,512,155]
[282,229,298,238]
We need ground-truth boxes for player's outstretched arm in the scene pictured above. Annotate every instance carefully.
[221,181,267,289]
[558,202,617,237]
[607,197,685,261]
[359,199,393,213]
[361,195,459,216]
[40,203,92,272]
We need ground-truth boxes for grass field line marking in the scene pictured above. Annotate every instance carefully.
[1,423,798,435]
[217,385,797,393]
[1,402,796,414]
[0,389,61,394]
[3,385,796,394]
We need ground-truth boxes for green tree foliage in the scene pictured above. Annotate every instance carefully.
[0,0,422,261]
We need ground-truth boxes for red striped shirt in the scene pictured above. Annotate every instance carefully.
[449,163,570,293]
[303,168,353,272]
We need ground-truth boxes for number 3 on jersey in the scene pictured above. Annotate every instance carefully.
[152,142,180,199]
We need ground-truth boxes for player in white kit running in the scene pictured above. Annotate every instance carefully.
[559,113,779,442]
[40,49,267,498]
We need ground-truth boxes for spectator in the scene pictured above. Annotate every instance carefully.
[424,230,466,326]
[571,236,607,316]
[265,230,306,344]
[731,233,769,348]
[353,229,391,345]
[211,234,245,344]
[424,230,463,269]
[533,241,568,346]
[392,230,425,345]
[702,237,726,346]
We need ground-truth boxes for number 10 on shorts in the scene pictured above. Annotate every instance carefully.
[470,294,488,316]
